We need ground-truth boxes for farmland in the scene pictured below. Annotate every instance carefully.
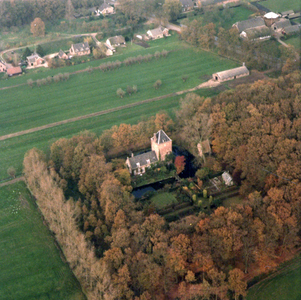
[247,256,301,300]
[0,37,238,137]
[0,181,85,300]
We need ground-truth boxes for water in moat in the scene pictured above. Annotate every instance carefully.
[132,146,197,199]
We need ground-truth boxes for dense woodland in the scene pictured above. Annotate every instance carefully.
[23,71,301,299]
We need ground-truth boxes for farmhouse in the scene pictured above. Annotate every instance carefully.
[106,35,126,48]
[26,52,45,67]
[7,66,22,76]
[233,17,265,33]
[58,49,68,60]
[180,0,194,11]
[69,42,90,56]
[0,60,7,72]
[97,3,114,15]
[147,27,169,39]
[126,130,172,175]
[212,64,249,82]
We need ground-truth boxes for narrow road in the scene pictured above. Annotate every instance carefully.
[0,81,218,142]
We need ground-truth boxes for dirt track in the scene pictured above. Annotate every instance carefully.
[0,176,25,188]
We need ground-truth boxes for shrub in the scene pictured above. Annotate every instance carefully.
[126,85,133,95]
[116,88,125,98]
[41,78,47,85]
[27,78,34,87]
[203,189,207,198]
[63,72,70,80]
[36,79,42,87]
[132,85,138,93]
[154,51,161,59]
[46,76,52,84]
[7,167,16,178]
[154,79,162,89]
[182,75,189,82]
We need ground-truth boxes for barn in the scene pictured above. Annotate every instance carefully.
[212,64,249,82]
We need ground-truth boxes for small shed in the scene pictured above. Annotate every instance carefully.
[222,171,233,186]
[282,25,301,35]
[281,10,294,18]
[212,64,249,82]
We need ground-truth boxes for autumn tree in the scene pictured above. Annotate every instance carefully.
[30,17,45,37]
[175,156,186,174]
[228,268,247,300]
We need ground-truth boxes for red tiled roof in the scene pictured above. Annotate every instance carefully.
[7,66,22,76]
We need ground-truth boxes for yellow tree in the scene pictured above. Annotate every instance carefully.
[30,17,45,37]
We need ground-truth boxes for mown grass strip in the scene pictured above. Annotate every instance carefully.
[0,181,86,300]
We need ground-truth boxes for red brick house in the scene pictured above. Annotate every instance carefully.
[0,60,7,72]
[27,52,45,67]
[7,66,22,76]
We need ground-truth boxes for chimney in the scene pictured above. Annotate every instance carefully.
[243,62,245,66]
[131,152,134,157]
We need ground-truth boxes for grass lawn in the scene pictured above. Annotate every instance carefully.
[0,89,218,181]
[247,256,301,300]
[151,192,177,209]
[0,181,86,300]
[259,0,301,12]
[222,195,242,208]
[284,36,301,50]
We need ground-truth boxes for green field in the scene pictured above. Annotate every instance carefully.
[0,89,218,181]
[259,0,301,12]
[0,182,86,300]
[285,36,301,50]
[151,192,177,209]
[247,256,301,300]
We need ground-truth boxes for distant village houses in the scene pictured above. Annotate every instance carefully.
[58,49,69,60]
[96,3,114,15]
[126,130,172,175]
[69,42,90,56]
[0,60,7,72]
[180,0,194,11]
[26,52,45,67]
[106,35,126,48]
[147,27,169,40]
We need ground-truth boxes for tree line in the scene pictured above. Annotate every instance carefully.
[23,72,301,299]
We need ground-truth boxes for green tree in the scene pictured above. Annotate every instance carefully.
[163,0,182,21]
